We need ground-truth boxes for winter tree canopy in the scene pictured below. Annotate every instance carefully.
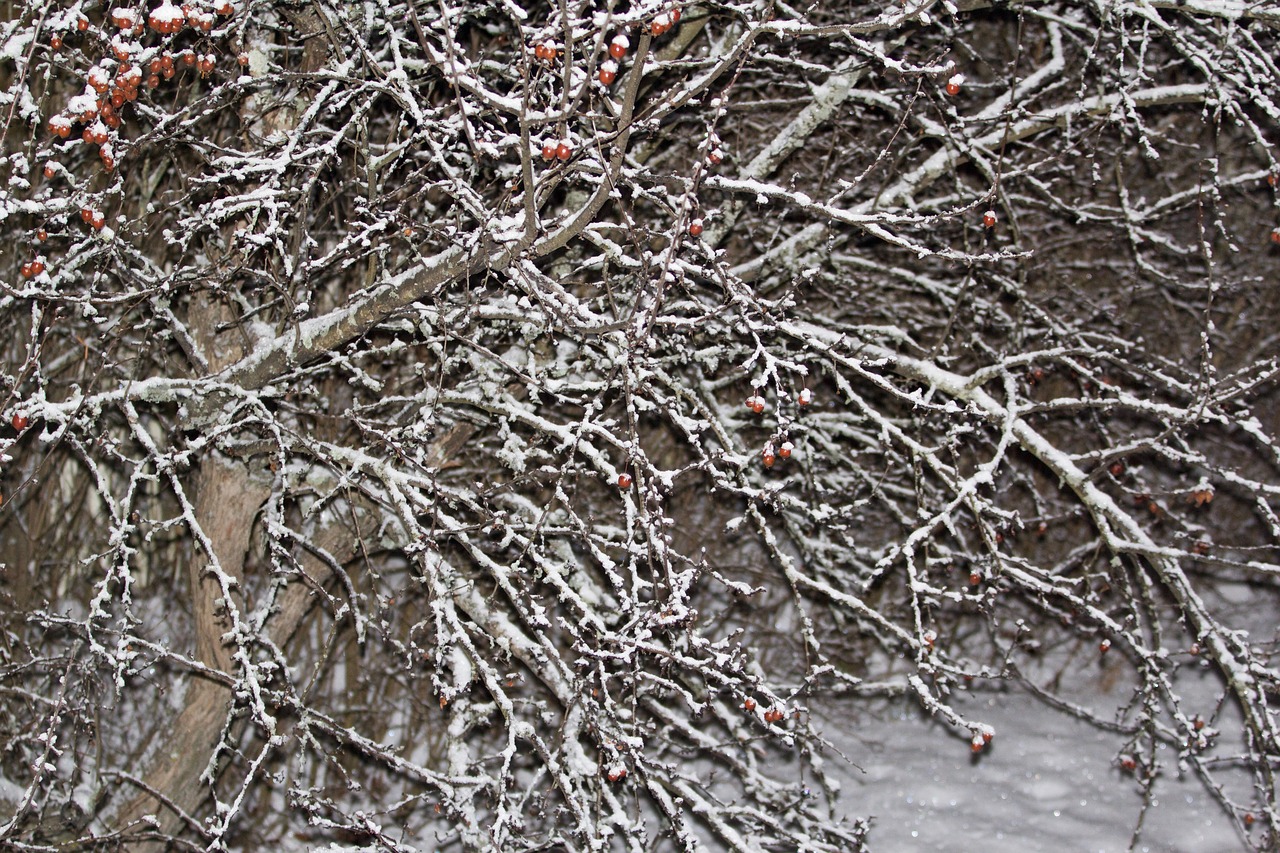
[2,0,1280,850]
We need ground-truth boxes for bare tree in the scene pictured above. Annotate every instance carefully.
[2,0,1279,850]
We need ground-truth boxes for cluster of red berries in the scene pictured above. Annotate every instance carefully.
[761,439,793,469]
[649,7,682,36]
[763,706,785,723]
[19,260,45,279]
[80,206,107,230]
[540,139,573,161]
[600,33,629,86]
[970,730,993,753]
[532,41,557,62]
[606,766,627,782]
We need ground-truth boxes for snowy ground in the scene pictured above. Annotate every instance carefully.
[823,688,1247,853]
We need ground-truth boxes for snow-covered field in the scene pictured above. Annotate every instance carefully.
[824,685,1247,852]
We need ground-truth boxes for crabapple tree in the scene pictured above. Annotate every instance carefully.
[1,0,1279,850]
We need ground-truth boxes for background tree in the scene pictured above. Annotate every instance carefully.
[2,0,1279,850]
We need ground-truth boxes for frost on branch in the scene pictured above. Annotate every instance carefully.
[1,1,1279,851]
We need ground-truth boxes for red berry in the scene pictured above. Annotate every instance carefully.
[598,65,616,86]
[982,210,997,228]
[764,707,784,723]
[607,767,626,782]
[971,736,984,753]
[688,218,703,237]
[1189,642,1201,656]
[77,17,89,31]
[147,74,161,89]
[968,572,981,586]
[797,388,813,406]
[945,73,964,95]
[556,141,572,161]
[12,414,29,430]
[708,148,723,165]
[671,8,681,23]
[540,142,556,160]
[778,441,792,459]
[742,698,756,711]
[215,0,234,14]
[90,211,106,230]
[1109,461,1124,477]
[42,163,55,179]
[609,35,628,59]
[1099,638,1111,654]
[1120,755,1137,772]
[617,472,632,489]
[50,34,63,49]
[945,82,960,96]
[1244,813,1255,827]
[20,262,32,278]
[1271,229,1280,244]
[81,207,94,224]
[36,228,47,242]
[238,52,249,66]
[763,452,775,468]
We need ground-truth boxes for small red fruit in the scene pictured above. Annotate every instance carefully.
[77,17,89,32]
[146,74,161,89]
[43,163,55,179]
[238,52,249,66]
[50,34,63,50]
[708,148,723,165]
[688,218,703,237]
[36,228,47,242]
[1244,813,1255,828]
[1268,173,1278,188]
[1109,461,1124,477]
[797,388,813,406]
[945,73,964,96]
[90,211,106,230]
[982,209,997,228]
[598,63,616,86]
[81,207,94,224]
[670,8,681,24]
[215,0,234,14]
[1271,229,1280,245]
[968,572,981,586]
[1099,638,1111,654]
[742,698,756,711]
[609,35,629,59]
[540,142,556,160]
[617,472,632,489]
[971,735,984,753]
[778,441,793,459]
[12,414,29,430]
[764,707,784,723]
[607,767,626,782]
[763,452,775,468]
[556,141,572,161]
[1189,642,1201,656]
